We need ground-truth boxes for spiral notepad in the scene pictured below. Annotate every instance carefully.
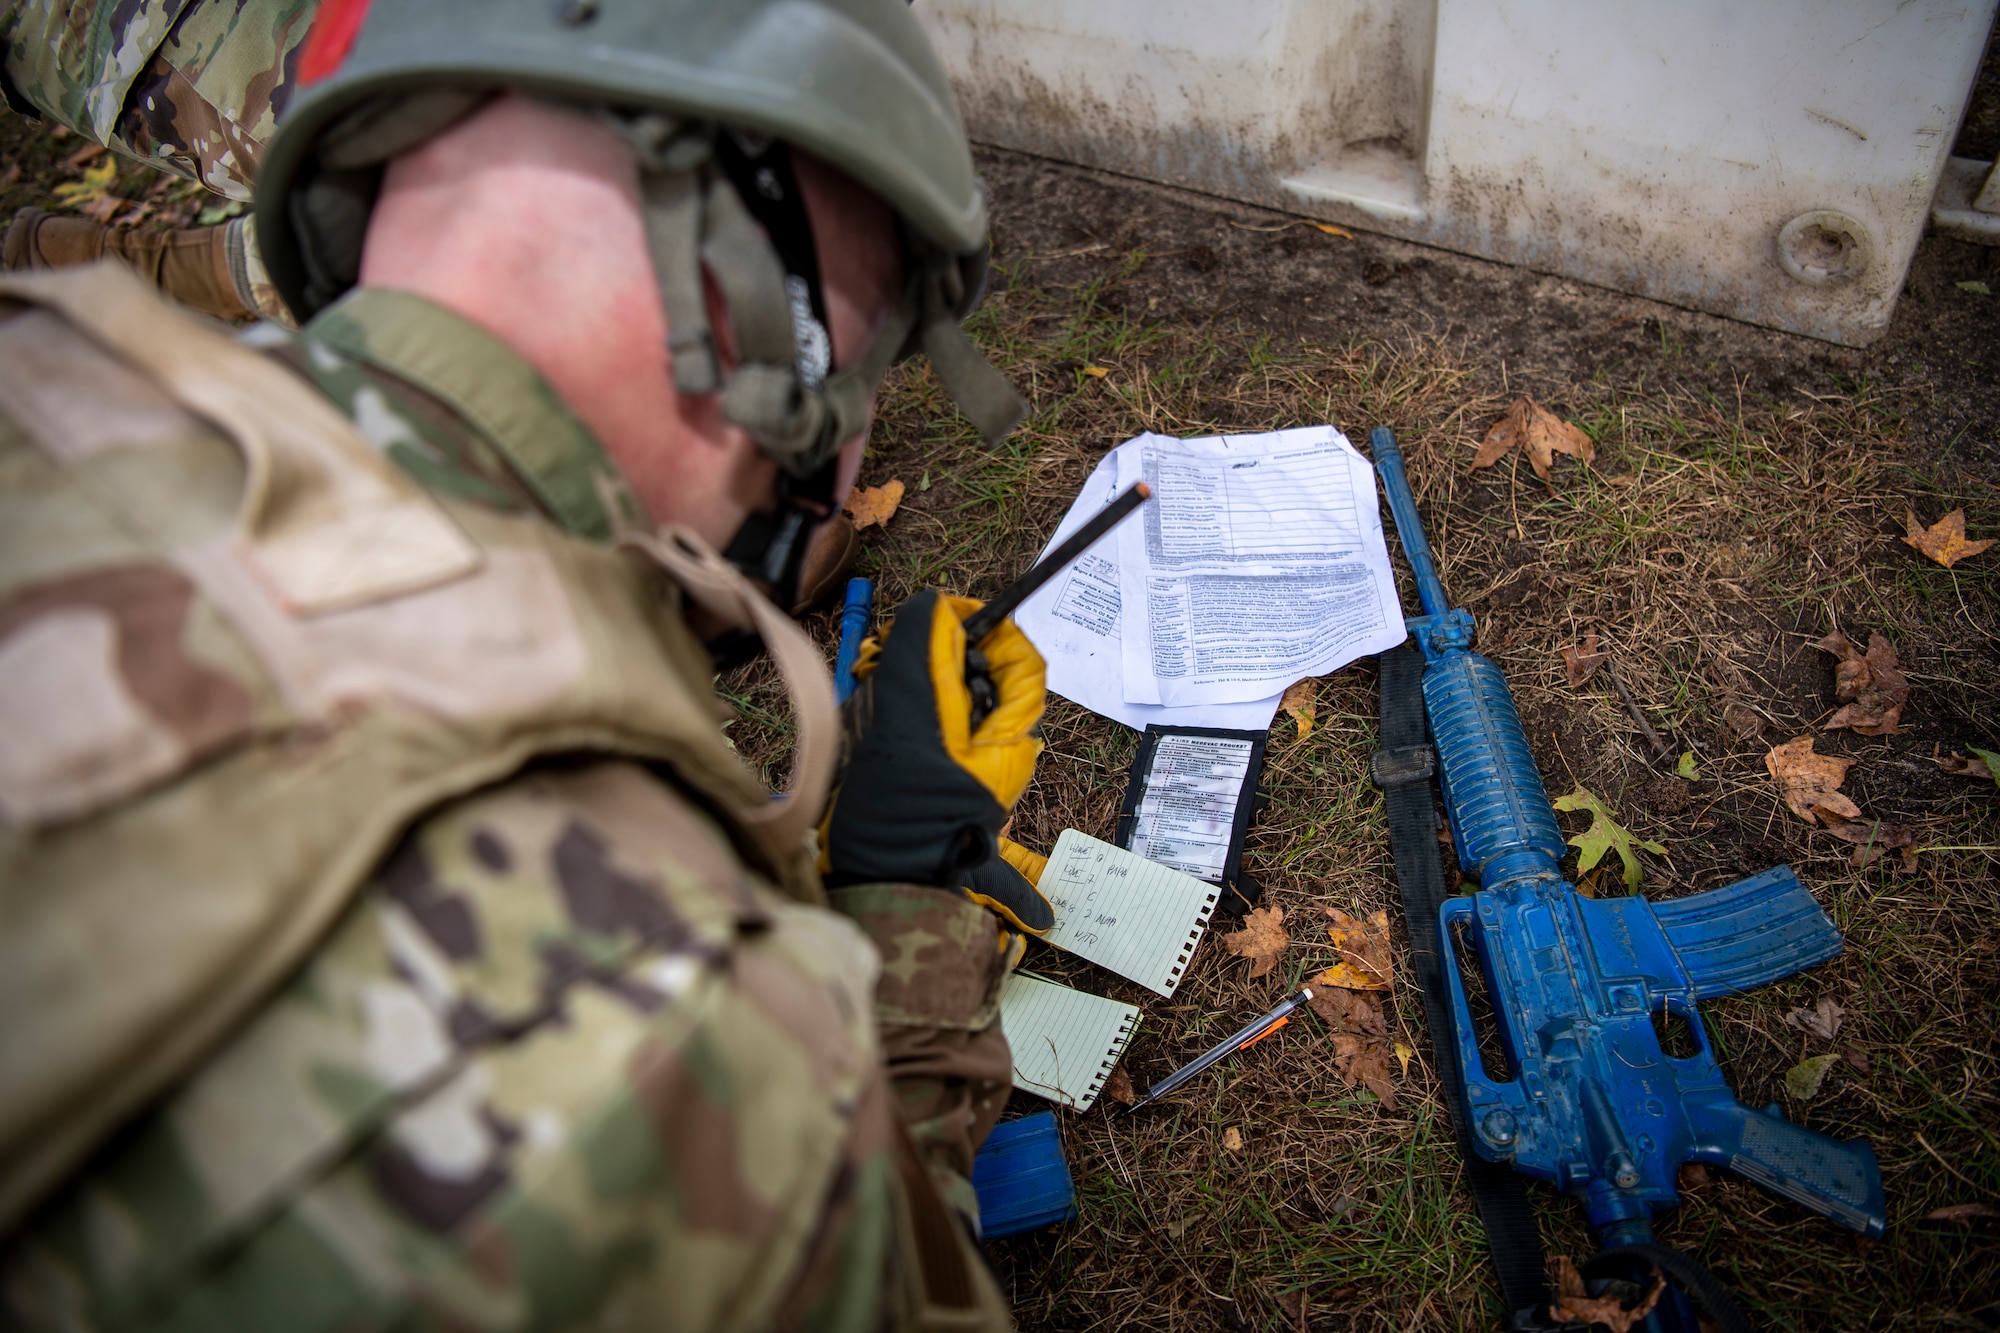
[1041,829,1220,997]
[999,973,1141,1113]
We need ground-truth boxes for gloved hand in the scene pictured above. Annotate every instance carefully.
[822,589,1046,892]
[958,835,1055,935]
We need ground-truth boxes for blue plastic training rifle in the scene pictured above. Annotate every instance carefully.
[1367,426,1884,1332]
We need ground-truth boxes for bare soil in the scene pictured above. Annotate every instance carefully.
[977,148,2000,479]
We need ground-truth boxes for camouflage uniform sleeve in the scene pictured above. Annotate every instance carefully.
[824,885,1016,1227]
[1,761,1009,1332]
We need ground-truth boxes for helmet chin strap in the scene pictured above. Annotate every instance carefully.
[610,110,858,468]
[721,454,840,616]
[709,128,847,615]
[606,111,842,606]
[606,109,1027,617]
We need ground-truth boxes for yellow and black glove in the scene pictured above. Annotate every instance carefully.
[957,835,1055,935]
[822,589,1049,917]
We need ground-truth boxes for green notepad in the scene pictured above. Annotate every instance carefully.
[999,972,1140,1113]
[1041,829,1219,997]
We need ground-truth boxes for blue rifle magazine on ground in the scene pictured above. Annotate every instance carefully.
[971,1111,1077,1239]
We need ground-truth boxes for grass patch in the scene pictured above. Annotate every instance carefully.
[725,224,1999,1328]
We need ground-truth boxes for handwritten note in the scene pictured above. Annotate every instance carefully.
[1042,830,1219,997]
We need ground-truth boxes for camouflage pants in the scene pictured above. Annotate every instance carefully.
[2,0,319,199]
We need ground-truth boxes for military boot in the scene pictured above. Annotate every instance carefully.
[2,208,284,323]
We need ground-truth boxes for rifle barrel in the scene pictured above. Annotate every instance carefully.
[1368,427,1451,619]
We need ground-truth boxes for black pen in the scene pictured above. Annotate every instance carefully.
[964,480,1151,727]
[961,480,1152,645]
[1119,988,1314,1116]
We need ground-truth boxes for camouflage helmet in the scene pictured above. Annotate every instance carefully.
[255,0,1025,496]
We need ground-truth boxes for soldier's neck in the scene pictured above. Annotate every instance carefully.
[355,93,777,549]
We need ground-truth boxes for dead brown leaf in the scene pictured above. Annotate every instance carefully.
[1784,997,1846,1041]
[59,142,107,172]
[1472,395,1596,482]
[1676,1163,1711,1192]
[1562,629,1607,689]
[1722,700,1767,740]
[0,162,21,188]
[1103,1063,1136,1106]
[1765,736,1861,824]
[1903,509,1993,569]
[79,194,123,225]
[1281,677,1318,740]
[1549,1256,1665,1333]
[1277,1287,1309,1333]
[1935,751,1994,781]
[1924,1203,1999,1226]
[1329,1032,1398,1109]
[1820,817,1917,871]
[1816,631,1908,735]
[1307,985,1387,1037]
[1221,905,1289,978]
[1309,981,1398,1106]
[1845,1049,1872,1075]
[1318,907,1393,991]
[843,479,905,530]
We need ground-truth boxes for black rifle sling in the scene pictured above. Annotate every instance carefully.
[1375,644,1551,1326]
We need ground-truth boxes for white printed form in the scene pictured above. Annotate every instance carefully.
[1127,733,1256,884]
[1014,442,1283,732]
[1040,829,1217,998]
[1118,427,1406,707]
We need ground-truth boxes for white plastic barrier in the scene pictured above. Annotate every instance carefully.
[917,0,1996,346]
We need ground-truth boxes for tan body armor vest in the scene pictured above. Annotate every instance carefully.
[0,264,834,1235]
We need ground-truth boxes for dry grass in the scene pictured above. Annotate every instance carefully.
[725,238,2000,1329]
